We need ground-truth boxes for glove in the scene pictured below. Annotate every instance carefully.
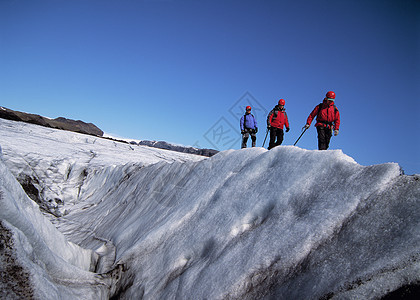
[334,130,339,136]
[241,130,245,134]
[286,127,290,133]
[267,126,271,130]
[303,124,310,130]
[255,127,258,133]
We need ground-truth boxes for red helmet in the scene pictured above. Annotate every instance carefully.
[246,106,251,111]
[326,91,336,99]
[278,99,285,106]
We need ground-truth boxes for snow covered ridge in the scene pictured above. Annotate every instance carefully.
[0,118,204,217]
[0,107,218,157]
[1,118,420,299]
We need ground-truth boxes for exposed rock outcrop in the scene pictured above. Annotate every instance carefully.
[0,106,103,137]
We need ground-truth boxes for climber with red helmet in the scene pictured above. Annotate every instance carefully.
[266,99,290,150]
[240,106,258,148]
[303,91,340,150]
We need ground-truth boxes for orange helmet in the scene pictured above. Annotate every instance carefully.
[246,106,251,111]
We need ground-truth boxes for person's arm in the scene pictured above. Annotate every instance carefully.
[334,109,340,131]
[306,105,319,126]
[267,110,273,128]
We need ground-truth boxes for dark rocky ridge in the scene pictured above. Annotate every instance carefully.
[0,106,103,137]
[0,106,218,157]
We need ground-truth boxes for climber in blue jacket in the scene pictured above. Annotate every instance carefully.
[240,106,258,148]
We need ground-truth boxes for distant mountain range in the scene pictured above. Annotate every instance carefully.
[0,106,218,157]
[137,140,218,157]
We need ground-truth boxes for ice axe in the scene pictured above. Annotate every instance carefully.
[262,128,269,148]
[293,126,308,146]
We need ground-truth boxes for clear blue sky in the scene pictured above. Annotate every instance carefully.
[1,0,419,174]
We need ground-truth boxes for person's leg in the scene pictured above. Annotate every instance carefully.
[275,129,284,146]
[324,127,332,149]
[268,128,276,150]
[242,132,250,148]
[251,132,256,147]
[317,127,329,150]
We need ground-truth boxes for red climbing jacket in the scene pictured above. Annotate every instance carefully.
[307,100,340,130]
[267,106,289,130]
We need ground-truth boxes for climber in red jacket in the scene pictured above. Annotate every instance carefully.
[304,91,340,150]
[267,99,290,150]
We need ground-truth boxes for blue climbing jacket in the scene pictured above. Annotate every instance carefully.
[240,113,258,131]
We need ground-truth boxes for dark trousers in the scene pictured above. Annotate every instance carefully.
[242,130,256,148]
[268,127,284,150]
[317,126,332,150]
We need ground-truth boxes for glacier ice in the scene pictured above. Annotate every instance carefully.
[0,118,203,217]
[0,158,108,299]
[0,118,419,299]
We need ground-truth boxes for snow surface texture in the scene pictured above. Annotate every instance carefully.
[0,118,203,217]
[1,118,419,299]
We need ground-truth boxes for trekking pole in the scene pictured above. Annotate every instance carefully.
[262,128,269,148]
[293,127,308,146]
